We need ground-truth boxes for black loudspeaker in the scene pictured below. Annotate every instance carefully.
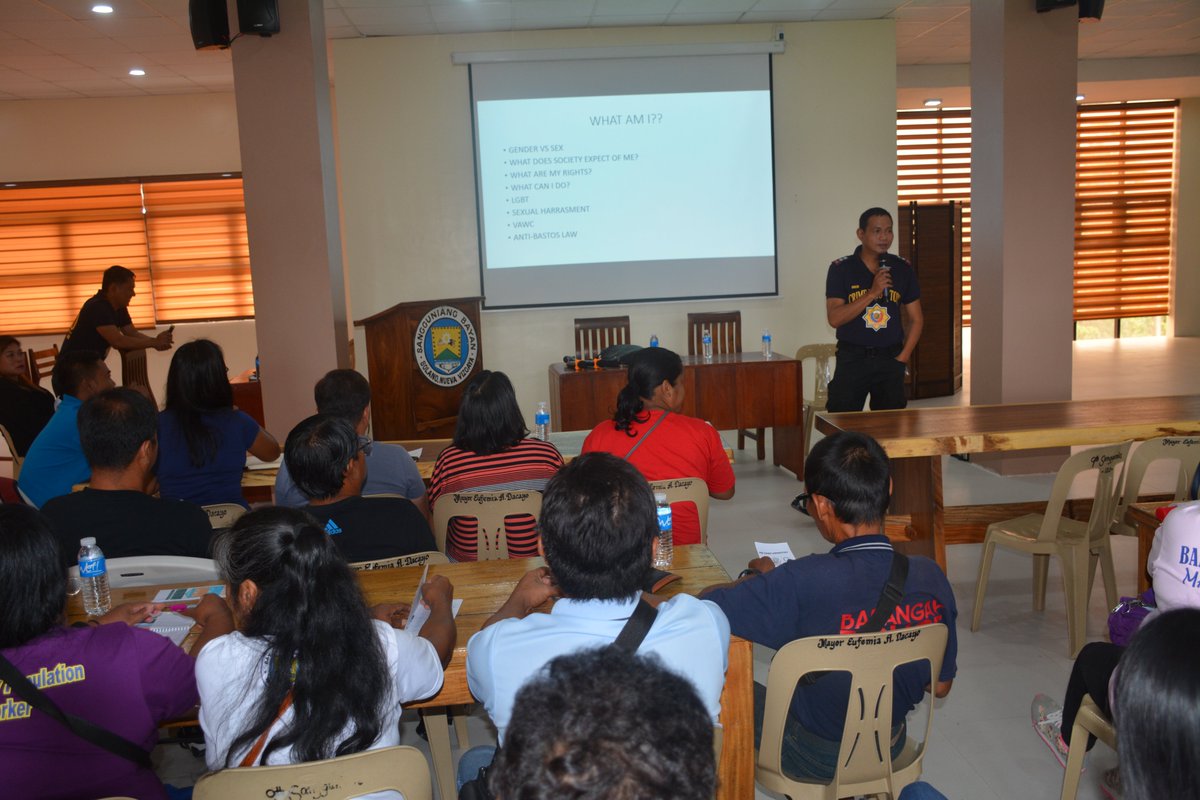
[1078,0,1105,20]
[238,0,280,36]
[1035,0,1075,11]
[189,0,230,50]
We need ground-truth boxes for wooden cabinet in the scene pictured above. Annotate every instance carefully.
[898,202,963,399]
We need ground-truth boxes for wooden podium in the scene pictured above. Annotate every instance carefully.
[354,297,483,440]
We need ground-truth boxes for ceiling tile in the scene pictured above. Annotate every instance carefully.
[82,15,183,35]
[430,2,513,24]
[590,14,671,26]
[671,0,751,12]
[325,7,351,27]
[342,6,434,26]
[0,19,106,38]
[39,0,159,20]
[740,10,820,21]
[38,36,135,54]
[355,21,439,35]
[750,0,833,10]
[513,0,596,20]
[592,0,675,13]
[664,12,745,23]
[140,0,190,14]
[0,1,71,22]
[0,52,88,69]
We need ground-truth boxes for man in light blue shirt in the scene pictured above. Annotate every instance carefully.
[273,369,427,516]
[18,351,115,508]
[460,452,731,786]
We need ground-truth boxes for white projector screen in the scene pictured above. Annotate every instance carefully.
[470,52,778,309]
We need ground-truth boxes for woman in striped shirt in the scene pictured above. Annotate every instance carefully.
[429,371,563,561]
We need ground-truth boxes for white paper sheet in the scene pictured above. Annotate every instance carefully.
[754,541,796,567]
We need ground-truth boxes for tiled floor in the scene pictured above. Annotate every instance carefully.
[152,334,1199,798]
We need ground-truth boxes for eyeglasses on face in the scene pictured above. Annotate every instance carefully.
[791,492,812,516]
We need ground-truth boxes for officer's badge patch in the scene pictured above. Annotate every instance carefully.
[862,304,890,331]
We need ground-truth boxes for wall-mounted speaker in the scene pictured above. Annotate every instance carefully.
[238,0,280,36]
[189,0,230,50]
[1078,0,1105,21]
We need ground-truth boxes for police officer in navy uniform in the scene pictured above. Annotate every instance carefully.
[824,207,924,412]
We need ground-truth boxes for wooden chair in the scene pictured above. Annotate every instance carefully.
[1059,696,1116,800]
[757,623,948,800]
[27,343,58,386]
[648,477,710,545]
[192,744,432,800]
[687,311,765,460]
[1111,435,1200,536]
[349,550,450,571]
[0,424,22,481]
[574,315,630,359]
[971,441,1131,657]
[202,503,246,530]
[120,348,155,405]
[431,490,543,560]
[795,344,837,458]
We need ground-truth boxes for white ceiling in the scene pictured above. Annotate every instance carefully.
[0,0,1197,100]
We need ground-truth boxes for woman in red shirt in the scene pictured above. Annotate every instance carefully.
[582,347,734,545]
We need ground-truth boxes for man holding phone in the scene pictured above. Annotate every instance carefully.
[823,207,923,412]
[61,265,174,359]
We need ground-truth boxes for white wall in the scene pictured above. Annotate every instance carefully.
[332,21,898,420]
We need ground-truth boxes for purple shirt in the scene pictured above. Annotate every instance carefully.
[0,623,197,799]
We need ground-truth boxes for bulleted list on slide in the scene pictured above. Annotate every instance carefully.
[477,91,775,270]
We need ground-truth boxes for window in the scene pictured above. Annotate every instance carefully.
[0,175,253,336]
[897,100,1179,329]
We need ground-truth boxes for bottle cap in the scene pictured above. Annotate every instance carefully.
[654,492,668,502]
[80,537,96,546]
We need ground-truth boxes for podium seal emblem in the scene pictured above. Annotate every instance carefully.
[414,305,478,386]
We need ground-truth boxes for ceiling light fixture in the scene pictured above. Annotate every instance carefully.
[1076,93,1086,101]
[92,4,114,13]
[129,68,146,76]
[923,98,942,108]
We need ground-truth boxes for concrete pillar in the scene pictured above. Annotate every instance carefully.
[970,0,1078,472]
[232,0,348,438]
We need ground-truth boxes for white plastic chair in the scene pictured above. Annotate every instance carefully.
[105,556,220,589]
[1111,436,1200,536]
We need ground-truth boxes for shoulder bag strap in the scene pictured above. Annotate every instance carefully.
[611,598,658,653]
[0,651,152,768]
[624,411,670,460]
[859,551,910,634]
[239,688,295,767]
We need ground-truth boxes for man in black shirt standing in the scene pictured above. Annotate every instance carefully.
[60,265,174,359]
[824,207,924,412]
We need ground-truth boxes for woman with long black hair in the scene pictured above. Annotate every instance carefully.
[156,338,280,507]
[196,507,455,772]
[0,335,54,457]
[582,347,734,545]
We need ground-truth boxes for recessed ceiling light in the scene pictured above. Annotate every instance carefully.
[923,98,942,108]
[1076,93,1086,102]
[92,4,114,13]
[129,68,146,76]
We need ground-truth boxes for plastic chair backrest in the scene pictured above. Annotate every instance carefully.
[1036,441,1131,544]
[192,745,432,800]
[574,316,630,359]
[758,623,949,800]
[350,550,451,571]
[105,556,220,589]
[0,424,22,480]
[687,311,741,355]
[27,343,58,385]
[795,344,837,410]
[431,490,543,560]
[648,477,710,545]
[1113,436,1200,530]
[202,503,247,530]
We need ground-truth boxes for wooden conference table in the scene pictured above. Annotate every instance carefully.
[817,395,1200,572]
[549,351,806,478]
[67,546,753,800]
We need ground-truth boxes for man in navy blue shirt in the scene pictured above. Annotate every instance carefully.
[824,208,923,411]
[702,431,957,781]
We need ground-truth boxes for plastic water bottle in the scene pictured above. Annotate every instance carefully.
[534,401,550,441]
[761,329,773,358]
[649,333,659,348]
[78,537,111,617]
[653,492,673,568]
[702,328,713,361]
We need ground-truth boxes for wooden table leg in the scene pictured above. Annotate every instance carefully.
[717,637,755,800]
[889,455,946,572]
[771,424,805,481]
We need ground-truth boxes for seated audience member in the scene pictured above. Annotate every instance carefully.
[0,505,232,799]
[1032,499,1200,784]
[582,347,734,545]
[157,339,280,508]
[196,507,454,771]
[17,351,115,507]
[275,369,428,517]
[429,370,563,561]
[0,335,55,457]
[286,414,436,564]
[701,431,957,782]
[489,647,716,800]
[59,264,173,359]
[460,452,730,784]
[41,388,214,567]
[1114,608,1200,800]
